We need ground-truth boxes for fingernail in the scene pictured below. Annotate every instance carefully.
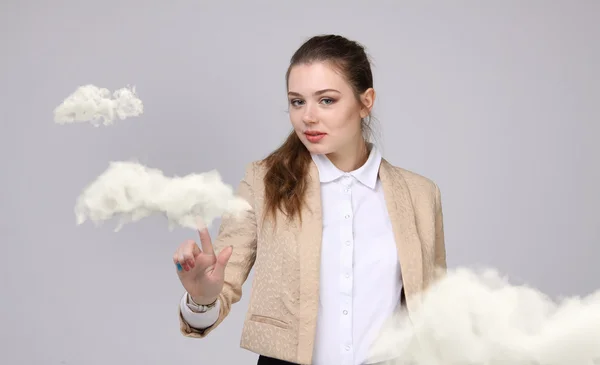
[176,262,183,272]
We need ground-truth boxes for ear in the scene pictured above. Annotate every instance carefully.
[359,88,376,118]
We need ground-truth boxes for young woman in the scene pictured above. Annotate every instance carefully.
[173,34,447,365]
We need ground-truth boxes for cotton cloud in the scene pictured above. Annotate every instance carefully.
[368,267,600,365]
[54,84,143,126]
[75,161,252,231]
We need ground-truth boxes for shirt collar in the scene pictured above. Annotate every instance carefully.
[310,143,382,189]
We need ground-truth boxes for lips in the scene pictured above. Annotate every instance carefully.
[304,131,326,143]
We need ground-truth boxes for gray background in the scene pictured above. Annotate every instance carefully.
[1,1,599,364]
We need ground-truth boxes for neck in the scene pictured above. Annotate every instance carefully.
[326,139,370,172]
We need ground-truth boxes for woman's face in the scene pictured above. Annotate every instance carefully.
[287,62,374,157]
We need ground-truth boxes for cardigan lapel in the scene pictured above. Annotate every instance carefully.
[379,159,424,312]
[296,161,323,363]
[295,158,424,362]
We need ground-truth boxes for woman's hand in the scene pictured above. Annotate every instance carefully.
[173,228,233,305]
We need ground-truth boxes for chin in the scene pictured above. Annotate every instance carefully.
[302,142,331,155]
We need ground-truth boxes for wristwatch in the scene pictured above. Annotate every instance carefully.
[186,293,218,313]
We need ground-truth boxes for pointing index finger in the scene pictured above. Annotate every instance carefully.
[196,217,214,256]
[198,227,214,256]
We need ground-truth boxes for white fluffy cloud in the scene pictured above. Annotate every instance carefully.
[368,267,600,365]
[54,84,143,126]
[75,161,252,231]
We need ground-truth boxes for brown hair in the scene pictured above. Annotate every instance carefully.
[261,34,375,223]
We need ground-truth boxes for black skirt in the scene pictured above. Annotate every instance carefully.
[256,355,299,365]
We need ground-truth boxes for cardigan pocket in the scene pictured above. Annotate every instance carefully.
[249,314,291,330]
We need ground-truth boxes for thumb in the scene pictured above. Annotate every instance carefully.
[213,246,233,278]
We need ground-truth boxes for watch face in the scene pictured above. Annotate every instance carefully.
[186,293,217,313]
[187,303,204,313]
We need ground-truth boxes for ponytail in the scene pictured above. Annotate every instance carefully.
[261,131,312,223]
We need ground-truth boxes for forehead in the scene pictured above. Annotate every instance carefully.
[287,62,352,94]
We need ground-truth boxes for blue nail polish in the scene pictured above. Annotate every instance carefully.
[176,262,183,271]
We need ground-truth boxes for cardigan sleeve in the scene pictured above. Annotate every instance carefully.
[178,162,258,338]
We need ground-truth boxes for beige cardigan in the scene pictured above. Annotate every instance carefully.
[179,158,447,364]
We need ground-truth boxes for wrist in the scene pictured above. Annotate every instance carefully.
[190,295,218,306]
[185,293,218,314]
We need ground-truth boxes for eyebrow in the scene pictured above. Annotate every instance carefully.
[287,89,341,97]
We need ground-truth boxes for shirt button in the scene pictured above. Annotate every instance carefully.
[345,188,350,193]
[345,274,350,278]
[344,214,350,219]
[343,310,348,315]
[345,241,351,246]
[345,345,351,351]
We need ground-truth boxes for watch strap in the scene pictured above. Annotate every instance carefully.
[186,293,218,313]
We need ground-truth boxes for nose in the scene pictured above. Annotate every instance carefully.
[302,105,317,124]
[302,115,317,124]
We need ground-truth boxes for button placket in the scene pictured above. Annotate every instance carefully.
[338,174,354,363]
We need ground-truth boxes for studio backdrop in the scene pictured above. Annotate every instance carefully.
[1,1,598,364]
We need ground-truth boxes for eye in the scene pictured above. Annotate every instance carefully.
[290,99,304,107]
[320,98,335,105]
